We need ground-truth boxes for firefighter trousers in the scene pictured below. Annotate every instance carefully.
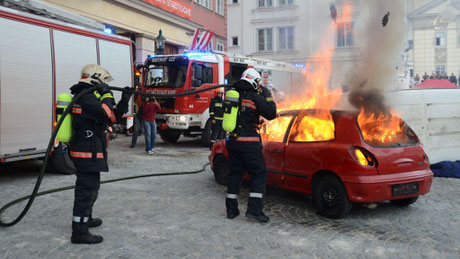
[73,171,101,220]
[210,120,224,145]
[226,141,267,216]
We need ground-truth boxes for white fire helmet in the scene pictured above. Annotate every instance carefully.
[241,68,262,90]
[79,64,113,85]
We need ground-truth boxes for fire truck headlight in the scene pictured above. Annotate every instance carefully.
[178,115,187,122]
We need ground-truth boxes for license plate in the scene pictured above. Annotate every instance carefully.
[392,182,419,197]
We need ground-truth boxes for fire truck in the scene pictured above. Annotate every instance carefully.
[140,52,305,146]
[0,6,133,174]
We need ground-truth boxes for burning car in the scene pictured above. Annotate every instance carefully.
[209,109,433,218]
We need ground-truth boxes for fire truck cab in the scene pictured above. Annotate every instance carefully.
[141,52,304,146]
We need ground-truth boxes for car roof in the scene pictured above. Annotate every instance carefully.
[277,109,359,117]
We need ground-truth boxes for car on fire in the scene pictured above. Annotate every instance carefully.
[209,109,434,218]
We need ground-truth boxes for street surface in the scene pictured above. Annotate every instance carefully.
[0,135,459,258]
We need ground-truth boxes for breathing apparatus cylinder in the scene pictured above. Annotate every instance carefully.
[222,90,240,132]
[56,93,73,143]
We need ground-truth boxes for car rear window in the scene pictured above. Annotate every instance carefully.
[260,115,293,142]
[357,114,418,147]
[290,112,335,142]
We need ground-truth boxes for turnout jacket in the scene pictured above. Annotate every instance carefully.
[69,82,129,172]
[230,80,277,143]
[209,96,224,121]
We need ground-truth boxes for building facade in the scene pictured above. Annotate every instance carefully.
[39,0,227,64]
[408,0,460,78]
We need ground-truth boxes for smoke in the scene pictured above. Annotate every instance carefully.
[345,0,405,114]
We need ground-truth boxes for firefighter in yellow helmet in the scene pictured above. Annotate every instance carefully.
[69,64,132,244]
[225,68,277,222]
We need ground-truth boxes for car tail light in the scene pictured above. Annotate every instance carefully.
[352,147,377,167]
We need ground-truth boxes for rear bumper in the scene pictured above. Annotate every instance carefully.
[341,169,434,203]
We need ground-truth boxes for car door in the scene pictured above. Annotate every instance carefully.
[260,114,294,186]
[283,112,336,194]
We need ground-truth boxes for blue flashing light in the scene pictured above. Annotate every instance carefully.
[103,27,113,34]
[292,63,306,69]
[184,52,215,59]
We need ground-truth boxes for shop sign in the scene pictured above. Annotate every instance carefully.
[142,0,192,20]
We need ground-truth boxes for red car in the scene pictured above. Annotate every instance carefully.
[209,109,433,218]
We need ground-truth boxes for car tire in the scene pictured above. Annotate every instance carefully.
[313,175,352,219]
[213,155,229,185]
[200,119,212,147]
[159,130,181,144]
[50,143,76,175]
[390,196,419,207]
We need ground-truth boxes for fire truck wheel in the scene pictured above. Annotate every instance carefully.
[200,119,212,147]
[213,155,228,185]
[50,143,76,175]
[159,130,181,144]
[313,174,352,219]
[390,196,419,207]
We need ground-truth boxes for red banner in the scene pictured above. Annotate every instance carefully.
[142,0,192,20]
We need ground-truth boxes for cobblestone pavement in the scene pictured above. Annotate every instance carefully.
[0,136,459,258]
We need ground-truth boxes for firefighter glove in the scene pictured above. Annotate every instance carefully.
[120,86,134,104]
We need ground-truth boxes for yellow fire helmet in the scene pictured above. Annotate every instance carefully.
[79,64,113,85]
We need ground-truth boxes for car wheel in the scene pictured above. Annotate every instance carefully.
[213,155,229,185]
[159,130,181,144]
[390,196,419,207]
[313,175,352,219]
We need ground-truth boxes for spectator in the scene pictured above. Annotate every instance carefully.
[142,97,161,155]
[449,73,458,85]
[430,73,435,79]
[435,72,441,79]
[422,72,429,81]
[130,96,143,148]
[414,73,420,85]
[443,72,449,79]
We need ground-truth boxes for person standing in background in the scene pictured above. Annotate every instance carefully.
[142,97,161,155]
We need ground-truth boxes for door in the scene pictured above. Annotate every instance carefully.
[260,114,294,186]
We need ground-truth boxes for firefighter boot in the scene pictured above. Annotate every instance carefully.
[71,221,103,244]
[88,215,102,228]
[245,196,269,223]
[225,196,240,219]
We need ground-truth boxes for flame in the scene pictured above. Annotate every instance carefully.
[357,109,409,146]
[263,4,354,142]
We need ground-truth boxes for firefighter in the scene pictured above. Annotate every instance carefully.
[69,64,132,244]
[209,89,224,148]
[225,68,277,222]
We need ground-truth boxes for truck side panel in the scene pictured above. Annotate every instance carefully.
[54,29,98,95]
[99,40,133,114]
[0,18,52,155]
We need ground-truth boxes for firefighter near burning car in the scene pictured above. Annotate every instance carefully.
[67,64,132,244]
[209,89,225,148]
[224,68,277,222]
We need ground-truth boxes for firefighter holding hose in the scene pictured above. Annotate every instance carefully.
[68,64,132,244]
[224,68,277,222]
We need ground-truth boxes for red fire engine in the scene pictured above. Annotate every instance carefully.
[139,52,304,146]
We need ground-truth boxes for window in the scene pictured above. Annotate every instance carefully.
[257,28,273,51]
[336,22,354,48]
[279,27,294,50]
[289,113,335,142]
[216,0,224,15]
[232,0,238,3]
[192,63,213,87]
[195,0,212,9]
[232,36,238,46]
[435,31,446,46]
[279,0,294,5]
[258,0,273,8]
[217,43,224,51]
[435,64,446,75]
[260,115,293,142]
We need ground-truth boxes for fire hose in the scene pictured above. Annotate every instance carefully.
[0,84,230,227]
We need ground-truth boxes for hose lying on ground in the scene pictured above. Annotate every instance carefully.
[0,84,229,227]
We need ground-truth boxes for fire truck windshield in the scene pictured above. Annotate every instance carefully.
[146,62,188,88]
